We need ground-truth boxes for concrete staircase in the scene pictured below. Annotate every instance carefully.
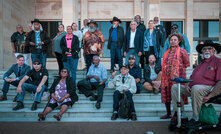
[0,69,220,122]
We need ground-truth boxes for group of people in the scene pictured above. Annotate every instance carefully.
[0,15,221,125]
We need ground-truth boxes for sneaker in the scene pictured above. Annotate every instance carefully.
[160,114,172,119]
[111,113,118,120]
[38,113,46,121]
[31,102,38,111]
[131,114,137,121]
[13,102,24,111]
[89,96,97,101]
[95,102,101,109]
[0,95,7,101]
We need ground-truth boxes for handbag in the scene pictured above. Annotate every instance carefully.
[199,104,219,125]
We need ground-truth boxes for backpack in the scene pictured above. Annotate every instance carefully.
[118,92,131,119]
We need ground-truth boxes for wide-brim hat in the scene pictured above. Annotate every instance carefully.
[196,40,221,54]
[110,17,121,24]
[87,20,98,27]
[31,18,41,24]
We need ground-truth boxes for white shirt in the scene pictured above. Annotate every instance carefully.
[129,30,136,48]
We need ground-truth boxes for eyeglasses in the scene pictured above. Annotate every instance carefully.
[202,47,213,51]
[61,71,67,73]
[33,63,40,65]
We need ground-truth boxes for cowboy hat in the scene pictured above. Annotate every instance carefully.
[196,40,221,54]
[87,20,98,27]
[110,17,121,24]
[31,18,41,24]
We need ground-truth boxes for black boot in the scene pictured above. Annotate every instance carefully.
[31,102,38,111]
[13,102,24,111]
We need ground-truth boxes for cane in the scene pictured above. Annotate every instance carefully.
[172,78,193,128]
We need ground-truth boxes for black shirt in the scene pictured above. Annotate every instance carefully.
[128,64,142,80]
[27,68,48,86]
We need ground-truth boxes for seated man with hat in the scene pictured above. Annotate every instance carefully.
[107,17,124,73]
[108,65,137,121]
[13,59,48,111]
[170,40,221,126]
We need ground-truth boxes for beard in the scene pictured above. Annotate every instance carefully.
[88,26,96,33]
[203,53,211,59]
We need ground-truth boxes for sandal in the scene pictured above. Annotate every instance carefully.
[38,113,46,120]
[53,113,62,121]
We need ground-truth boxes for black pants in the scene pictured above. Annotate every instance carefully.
[113,90,135,113]
[85,54,98,72]
[55,52,64,73]
[79,82,105,102]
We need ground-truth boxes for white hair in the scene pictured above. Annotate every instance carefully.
[130,20,137,26]
[32,23,43,31]
[93,55,100,60]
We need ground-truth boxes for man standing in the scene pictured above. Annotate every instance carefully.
[81,19,89,36]
[144,20,162,64]
[143,54,162,94]
[26,18,51,68]
[124,20,143,66]
[171,40,221,127]
[108,65,137,121]
[107,17,124,73]
[83,20,105,71]
[0,55,30,101]
[163,24,190,55]
[78,56,107,109]
[128,55,142,93]
[13,59,48,111]
[11,24,30,65]
[153,17,166,45]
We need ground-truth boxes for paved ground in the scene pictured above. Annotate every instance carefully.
[0,122,220,134]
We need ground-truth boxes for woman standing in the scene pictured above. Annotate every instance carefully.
[52,24,67,73]
[38,68,78,121]
[160,33,190,119]
[60,26,79,83]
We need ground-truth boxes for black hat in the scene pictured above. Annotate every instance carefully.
[196,40,221,54]
[87,20,98,27]
[31,18,41,24]
[33,59,41,64]
[129,55,135,59]
[171,24,178,29]
[120,65,128,69]
[110,17,121,24]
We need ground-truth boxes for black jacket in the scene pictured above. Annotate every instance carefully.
[49,77,78,106]
[124,29,144,53]
[25,30,51,53]
[60,35,79,62]
[143,63,161,83]
[107,26,124,49]
[137,23,146,35]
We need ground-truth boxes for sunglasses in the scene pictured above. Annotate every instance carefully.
[61,71,68,73]
[66,38,72,40]
[202,47,213,51]
[33,63,40,65]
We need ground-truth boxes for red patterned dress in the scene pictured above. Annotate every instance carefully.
[161,46,190,104]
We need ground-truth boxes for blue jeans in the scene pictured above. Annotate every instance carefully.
[63,56,78,83]
[16,83,47,103]
[2,80,19,94]
[136,83,143,92]
[110,44,123,71]
[31,49,47,68]
[125,49,140,65]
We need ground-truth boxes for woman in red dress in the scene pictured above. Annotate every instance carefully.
[160,33,190,119]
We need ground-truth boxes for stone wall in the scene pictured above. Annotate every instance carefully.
[0,0,35,69]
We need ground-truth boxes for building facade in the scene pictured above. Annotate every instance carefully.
[0,0,220,69]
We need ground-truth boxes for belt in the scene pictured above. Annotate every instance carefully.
[111,41,118,44]
[129,48,135,49]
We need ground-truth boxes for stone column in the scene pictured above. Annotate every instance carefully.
[81,0,88,29]
[62,0,78,27]
[0,0,3,69]
[144,0,150,26]
[185,0,193,68]
[134,0,142,17]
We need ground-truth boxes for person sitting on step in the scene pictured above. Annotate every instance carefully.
[108,65,137,121]
[38,68,78,121]
[127,55,142,94]
[78,56,107,109]
[0,55,30,101]
[13,59,48,111]
[143,54,162,94]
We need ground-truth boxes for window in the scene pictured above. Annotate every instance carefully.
[193,20,219,53]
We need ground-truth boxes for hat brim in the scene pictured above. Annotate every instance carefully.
[87,22,98,27]
[110,19,121,24]
[196,43,221,54]
[31,21,41,24]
